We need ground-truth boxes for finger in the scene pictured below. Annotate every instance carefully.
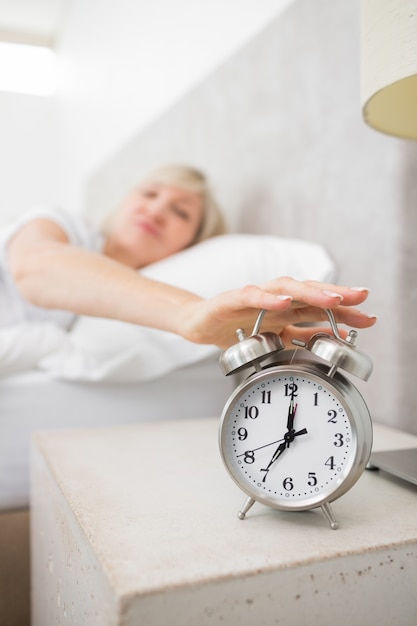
[260,277,370,308]
[216,284,294,315]
[258,305,376,335]
[332,306,377,328]
[287,305,376,328]
[302,281,370,305]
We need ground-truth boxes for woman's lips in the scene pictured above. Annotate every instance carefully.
[136,219,160,238]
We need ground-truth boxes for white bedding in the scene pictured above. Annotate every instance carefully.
[0,232,336,511]
[0,356,234,511]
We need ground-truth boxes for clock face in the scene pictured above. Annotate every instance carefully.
[219,364,372,511]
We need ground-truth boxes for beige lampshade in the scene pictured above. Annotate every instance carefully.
[361,0,417,139]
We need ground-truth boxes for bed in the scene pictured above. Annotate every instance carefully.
[0,233,336,512]
[0,232,335,623]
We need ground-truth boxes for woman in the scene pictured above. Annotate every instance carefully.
[2,165,376,348]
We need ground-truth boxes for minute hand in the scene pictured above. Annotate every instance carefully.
[261,401,297,482]
[287,398,297,432]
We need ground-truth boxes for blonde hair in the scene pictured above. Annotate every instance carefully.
[138,164,227,244]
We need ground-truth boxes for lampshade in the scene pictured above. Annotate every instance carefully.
[361,0,417,139]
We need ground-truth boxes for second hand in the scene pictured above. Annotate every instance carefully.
[236,437,285,457]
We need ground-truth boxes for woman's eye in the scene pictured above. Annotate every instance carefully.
[171,205,190,220]
[142,189,157,199]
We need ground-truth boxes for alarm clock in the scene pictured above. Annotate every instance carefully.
[218,309,373,529]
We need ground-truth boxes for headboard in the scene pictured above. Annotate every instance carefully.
[85,0,417,436]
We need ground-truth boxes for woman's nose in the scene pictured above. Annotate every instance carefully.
[145,199,167,220]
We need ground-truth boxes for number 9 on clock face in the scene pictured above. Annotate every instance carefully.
[218,364,372,512]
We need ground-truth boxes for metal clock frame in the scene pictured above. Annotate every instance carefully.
[219,361,373,529]
[218,309,374,529]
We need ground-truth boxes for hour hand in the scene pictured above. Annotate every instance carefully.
[261,441,286,482]
[261,428,308,482]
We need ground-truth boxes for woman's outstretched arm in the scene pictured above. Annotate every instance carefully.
[8,219,376,348]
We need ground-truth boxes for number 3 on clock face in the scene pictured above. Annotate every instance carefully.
[219,364,372,513]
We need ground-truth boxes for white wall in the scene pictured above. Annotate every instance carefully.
[0,91,63,224]
[56,0,293,212]
[84,0,417,434]
[1,0,293,222]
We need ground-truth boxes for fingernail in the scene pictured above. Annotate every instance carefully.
[350,287,370,293]
[276,295,293,301]
[364,313,377,319]
[322,290,344,300]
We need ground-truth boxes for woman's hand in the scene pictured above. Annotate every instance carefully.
[180,277,376,349]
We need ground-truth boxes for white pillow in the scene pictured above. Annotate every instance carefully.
[39,234,336,382]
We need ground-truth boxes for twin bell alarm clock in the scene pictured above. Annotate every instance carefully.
[218,309,373,529]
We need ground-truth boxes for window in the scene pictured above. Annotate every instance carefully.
[0,41,56,96]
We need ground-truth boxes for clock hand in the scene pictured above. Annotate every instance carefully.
[261,441,287,481]
[287,398,296,431]
[236,418,307,459]
[261,403,298,481]
[238,401,298,459]
[236,437,285,458]
[261,427,308,482]
[287,398,295,430]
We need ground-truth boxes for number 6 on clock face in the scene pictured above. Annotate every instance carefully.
[219,364,372,516]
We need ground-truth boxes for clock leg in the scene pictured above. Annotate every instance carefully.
[321,502,339,530]
[237,497,256,520]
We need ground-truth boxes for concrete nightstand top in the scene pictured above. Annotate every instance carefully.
[31,418,417,626]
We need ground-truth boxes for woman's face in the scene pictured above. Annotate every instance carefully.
[105,183,204,268]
